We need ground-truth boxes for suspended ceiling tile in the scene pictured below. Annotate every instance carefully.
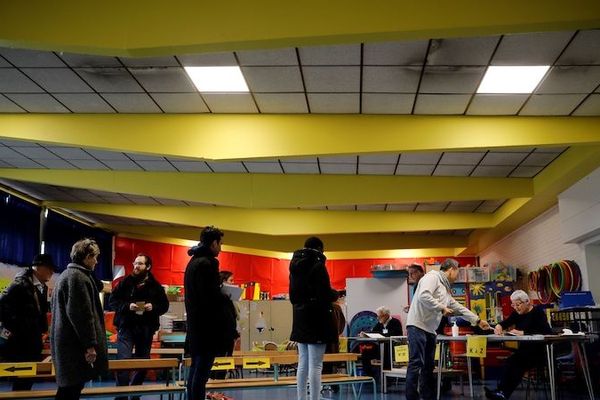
[98,195,133,204]
[433,164,473,176]
[85,149,128,161]
[168,161,211,172]
[254,93,308,113]
[0,94,25,112]
[237,48,297,66]
[556,30,600,65]
[103,160,143,171]
[320,163,356,174]
[102,93,162,113]
[281,162,319,174]
[242,66,304,92]
[59,53,122,67]
[119,56,179,67]
[470,165,513,177]
[0,69,44,92]
[202,93,258,113]
[395,164,436,175]
[327,205,355,211]
[519,94,586,115]
[0,160,14,167]
[454,229,473,236]
[206,161,247,173]
[0,139,39,147]
[13,146,60,159]
[358,163,396,175]
[419,66,485,93]
[363,40,429,65]
[572,94,600,116]
[155,198,189,206]
[363,66,421,92]
[387,203,416,211]
[5,94,70,112]
[307,93,359,113]
[129,67,196,92]
[0,146,28,158]
[491,31,574,65]
[489,147,535,153]
[356,204,386,211]
[303,66,360,92]
[319,155,357,164]
[445,201,481,212]
[398,152,442,164]
[360,154,399,164]
[281,156,318,163]
[150,93,209,113]
[3,158,43,168]
[68,159,109,170]
[476,199,505,212]
[362,93,414,114]
[45,146,93,159]
[76,68,144,92]
[243,161,283,173]
[53,93,115,113]
[479,152,528,166]
[536,66,600,94]
[414,94,471,114]
[299,44,361,65]
[178,52,237,66]
[439,151,485,165]
[135,160,177,171]
[123,194,161,205]
[0,57,10,67]
[0,48,64,67]
[426,36,499,65]
[534,146,568,153]
[21,68,92,93]
[520,152,559,166]
[415,202,447,212]
[466,94,528,115]
[509,165,544,177]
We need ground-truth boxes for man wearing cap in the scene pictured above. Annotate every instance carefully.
[405,258,491,400]
[0,254,55,390]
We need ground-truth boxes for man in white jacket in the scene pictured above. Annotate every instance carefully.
[405,259,490,400]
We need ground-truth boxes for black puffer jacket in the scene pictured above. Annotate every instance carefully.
[289,248,338,344]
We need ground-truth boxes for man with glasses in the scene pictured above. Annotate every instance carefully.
[485,290,553,400]
[110,253,169,399]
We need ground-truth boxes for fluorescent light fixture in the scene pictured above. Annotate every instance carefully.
[477,66,550,94]
[184,66,249,92]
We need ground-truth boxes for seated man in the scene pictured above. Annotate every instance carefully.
[359,306,403,378]
[485,290,553,400]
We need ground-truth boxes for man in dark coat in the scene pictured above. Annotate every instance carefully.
[110,252,169,398]
[0,254,55,390]
[184,226,237,400]
[289,236,338,400]
[51,238,108,400]
[359,306,403,378]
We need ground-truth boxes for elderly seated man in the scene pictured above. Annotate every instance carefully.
[485,290,553,400]
[359,306,403,378]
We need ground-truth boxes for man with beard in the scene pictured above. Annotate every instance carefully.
[110,253,169,399]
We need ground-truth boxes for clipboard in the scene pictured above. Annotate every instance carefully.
[221,284,243,300]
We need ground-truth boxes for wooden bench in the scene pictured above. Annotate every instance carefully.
[0,358,185,400]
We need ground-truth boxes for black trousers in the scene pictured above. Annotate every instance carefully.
[498,346,546,397]
[55,382,85,400]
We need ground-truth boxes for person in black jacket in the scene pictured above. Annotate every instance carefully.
[485,290,553,400]
[359,306,403,378]
[0,254,54,390]
[184,226,237,400]
[110,252,169,397]
[289,236,339,400]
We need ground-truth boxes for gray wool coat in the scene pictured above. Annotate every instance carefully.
[50,263,108,387]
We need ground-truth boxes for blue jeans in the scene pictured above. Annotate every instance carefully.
[116,325,155,388]
[406,326,437,400]
[297,343,326,400]
[187,352,216,400]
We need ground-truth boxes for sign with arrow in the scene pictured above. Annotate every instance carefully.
[0,362,37,377]
[243,357,270,369]
[211,357,235,370]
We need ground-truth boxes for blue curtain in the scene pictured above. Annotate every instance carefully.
[0,191,41,266]
[43,210,113,281]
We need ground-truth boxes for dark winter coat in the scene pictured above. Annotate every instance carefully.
[110,271,169,332]
[289,248,339,344]
[50,264,108,387]
[184,245,237,355]
[0,268,48,361]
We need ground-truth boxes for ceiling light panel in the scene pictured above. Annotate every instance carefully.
[184,66,249,92]
[477,66,550,93]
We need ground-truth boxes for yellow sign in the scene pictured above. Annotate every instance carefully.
[434,344,440,361]
[0,362,37,377]
[466,336,487,358]
[339,337,348,353]
[211,357,235,370]
[394,345,409,363]
[242,357,270,369]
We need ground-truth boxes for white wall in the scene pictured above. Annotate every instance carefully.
[559,166,600,244]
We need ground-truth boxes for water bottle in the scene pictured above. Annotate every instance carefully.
[451,321,459,337]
